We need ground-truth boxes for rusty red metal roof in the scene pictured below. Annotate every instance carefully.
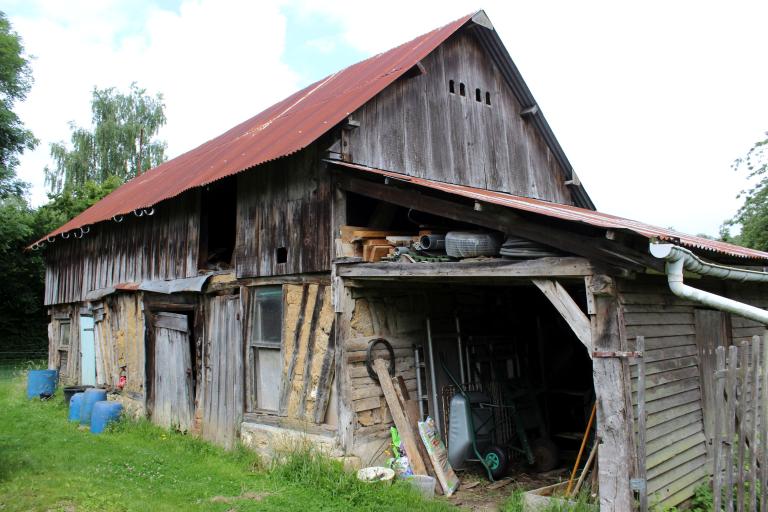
[332,161,768,262]
[37,13,474,244]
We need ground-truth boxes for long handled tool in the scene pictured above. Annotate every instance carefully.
[565,403,596,496]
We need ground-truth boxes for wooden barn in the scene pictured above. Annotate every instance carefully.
[37,11,768,510]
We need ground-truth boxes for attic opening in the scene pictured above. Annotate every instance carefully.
[198,176,237,271]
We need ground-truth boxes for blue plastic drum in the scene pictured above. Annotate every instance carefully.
[80,388,107,425]
[27,369,58,399]
[90,401,123,434]
[68,392,85,422]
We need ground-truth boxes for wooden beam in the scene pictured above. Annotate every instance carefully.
[532,279,592,355]
[589,275,633,511]
[335,172,661,273]
[373,358,428,475]
[337,257,592,279]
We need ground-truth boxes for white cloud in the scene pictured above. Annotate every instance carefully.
[9,0,768,238]
[11,0,299,205]
[295,0,768,236]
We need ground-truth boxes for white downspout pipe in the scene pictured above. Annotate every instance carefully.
[649,243,768,324]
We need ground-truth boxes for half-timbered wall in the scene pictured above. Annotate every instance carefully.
[346,30,574,205]
[43,191,200,305]
[235,146,331,278]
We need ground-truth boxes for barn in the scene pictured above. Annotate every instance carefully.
[36,11,768,510]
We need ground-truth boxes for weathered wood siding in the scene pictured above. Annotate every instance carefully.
[44,192,200,305]
[202,294,243,449]
[48,305,80,385]
[93,294,146,397]
[278,283,336,422]
[620,277,709,509]
[725,282,768,345]
[346,30,573,204]
[235,147,331,278]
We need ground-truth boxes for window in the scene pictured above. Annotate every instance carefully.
[459,82,466,96]
[59,321,71,346]
[449,79,455,94]
[248,286,283,412]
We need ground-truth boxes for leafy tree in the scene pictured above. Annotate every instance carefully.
[722,132,768,249]
[36,176,122,234]
[45,83,166,192]
[0,11,38,198]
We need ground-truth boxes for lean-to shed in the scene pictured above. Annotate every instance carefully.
[39,11,768,510]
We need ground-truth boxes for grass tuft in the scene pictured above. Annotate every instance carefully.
[0,373,451,511]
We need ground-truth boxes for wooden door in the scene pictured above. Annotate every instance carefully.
[695,309,731,447]
[79,315,96,386]
[151,312,194,432]
[203,295,243,448]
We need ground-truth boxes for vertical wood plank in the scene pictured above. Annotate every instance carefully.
[737,341,749,512]
[725,345,738,512]
[636,336,648,512]
[749,336,761,511]
[761,331,768,512]
[714,346,726,512]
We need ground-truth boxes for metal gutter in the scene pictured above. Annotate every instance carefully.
[650,243,768,324]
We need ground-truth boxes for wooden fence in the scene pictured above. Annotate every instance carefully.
[713,334,768,512]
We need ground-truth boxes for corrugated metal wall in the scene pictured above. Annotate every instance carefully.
[44,191,199,305]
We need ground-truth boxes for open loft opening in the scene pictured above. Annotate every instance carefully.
[198,176,237,271]
[354,281,595,486]
[341,190,568,264]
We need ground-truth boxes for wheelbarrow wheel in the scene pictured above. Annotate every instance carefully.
[483,445,508,480]
[530,438,559,473]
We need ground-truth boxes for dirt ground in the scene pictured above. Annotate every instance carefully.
[444,465,572,511]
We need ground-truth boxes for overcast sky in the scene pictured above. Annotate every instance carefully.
[5,0,768,237]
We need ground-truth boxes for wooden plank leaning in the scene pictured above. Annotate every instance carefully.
[373,358,427,475]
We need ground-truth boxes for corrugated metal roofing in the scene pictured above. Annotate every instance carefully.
[331,161,768,262]
[37,13,474,243]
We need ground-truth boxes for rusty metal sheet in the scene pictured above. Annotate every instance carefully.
[36,14,473,244]
[331,160,768,262]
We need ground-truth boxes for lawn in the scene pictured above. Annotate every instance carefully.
[0,374,453,512]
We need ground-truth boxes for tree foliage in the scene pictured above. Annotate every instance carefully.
[723,132,768,250]
[45,83,166,192]
[0,11,37,198]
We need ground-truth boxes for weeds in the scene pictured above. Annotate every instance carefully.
[0,374,450,511]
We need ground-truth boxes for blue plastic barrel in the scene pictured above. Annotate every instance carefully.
[27,369,58,399]
[80,389,107,425]
[90,401,123,434]
[68,392,85,422]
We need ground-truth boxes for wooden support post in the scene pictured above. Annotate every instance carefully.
[532,278,592,356]
[588,275,633,511]
[373,358,427,475]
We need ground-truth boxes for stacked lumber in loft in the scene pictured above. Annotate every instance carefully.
[338,226,416,262]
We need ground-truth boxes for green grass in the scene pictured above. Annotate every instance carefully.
[0,375,453,512]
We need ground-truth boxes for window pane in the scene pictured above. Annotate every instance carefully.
[256,348,281,411]
[59,322,71,347]
[252,286,282,345]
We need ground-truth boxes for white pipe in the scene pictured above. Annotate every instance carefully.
[650,243,768,325]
